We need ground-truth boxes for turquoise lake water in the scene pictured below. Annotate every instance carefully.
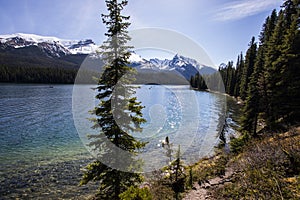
[0,84,89,171]
[0,83,237,198]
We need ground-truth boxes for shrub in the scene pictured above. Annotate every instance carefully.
[211,127,300,199]
[230,131,250,153]
[119,186,152,200]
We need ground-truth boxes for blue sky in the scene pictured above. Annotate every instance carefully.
[0,0,282,66]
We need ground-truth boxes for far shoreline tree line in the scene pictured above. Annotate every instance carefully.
[0,0,298,199]
[81,0,299,199]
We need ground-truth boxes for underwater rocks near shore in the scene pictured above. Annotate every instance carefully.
[0,159,98,200]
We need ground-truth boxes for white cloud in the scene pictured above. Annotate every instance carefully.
[214,0,282,21]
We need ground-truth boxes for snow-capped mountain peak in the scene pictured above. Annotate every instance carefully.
[0,33,217,79]
[129,52,144,63]
[171,54,201,68]
[0,33,99,57]
[128,52,215,79]
[147,54,202,70]
[0,33,63,44]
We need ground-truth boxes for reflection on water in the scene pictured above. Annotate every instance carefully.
[73,84,228,170]
[0,83,239,197]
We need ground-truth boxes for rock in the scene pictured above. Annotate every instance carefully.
[198,180,202,186]
[0,158,98,199]
[204,185,210,189]
[224,182,232,187]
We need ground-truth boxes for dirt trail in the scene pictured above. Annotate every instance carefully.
[184,126,300,199]
[183,167,235,200]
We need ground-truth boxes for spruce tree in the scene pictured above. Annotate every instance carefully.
[236,1,299,132]
[233,53,243,97]
[281,0,299,28]
[194,72,200,89]
[273,0,300,122]
[259,10,277,45]
[241,48,263,136]
[190,75,195,88]
[80,1,146,199]
[190,72,208,90]
[264,11,286,127]
[219,61,235,95]
[227,61,236,96]
[257,10,278,126]
[198,75,208,90]
[239,37,257,100]
[240,11,279,135]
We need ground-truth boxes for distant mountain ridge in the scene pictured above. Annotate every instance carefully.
[0,33,98,57]
[0,33,217,83]
[129,53,216,79]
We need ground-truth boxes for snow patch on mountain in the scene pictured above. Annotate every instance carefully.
[129,53,144,63]
[0,33,217,78]
[0,33,99,56]
[128,52,215,79]
[0,33,64,44]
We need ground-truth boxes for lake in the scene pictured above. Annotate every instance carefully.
[0,84,239,198]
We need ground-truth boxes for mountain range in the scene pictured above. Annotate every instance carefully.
[0,33,216,83]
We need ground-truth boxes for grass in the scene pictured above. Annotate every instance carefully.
[186,149,229,188]
[210,127,300,199]
[142,148,230,199]
[127,127,300,199]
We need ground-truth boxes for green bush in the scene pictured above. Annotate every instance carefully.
[230,131,250,153]
[211,128,300,199]
[119,186,152,200]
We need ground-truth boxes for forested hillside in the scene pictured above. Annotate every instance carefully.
[192,0,299,132]
[0,45,89,83]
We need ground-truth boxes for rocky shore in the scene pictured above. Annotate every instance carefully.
[0,158,98,199]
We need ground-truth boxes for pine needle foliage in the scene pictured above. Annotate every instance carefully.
[80,1,146,199]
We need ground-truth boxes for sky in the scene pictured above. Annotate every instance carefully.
[0,0,283,66]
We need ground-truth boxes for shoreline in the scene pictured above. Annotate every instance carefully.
[183,126,300,199]
[0,84,241,199]
[0,157,98,199]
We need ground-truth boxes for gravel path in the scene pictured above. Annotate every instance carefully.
[183,167,235,200]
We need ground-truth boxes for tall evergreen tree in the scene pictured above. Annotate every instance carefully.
[190,75,195,88]
[233,52,244,97]
[281,0,299,27]
[273,0,300,122]
[240,50,262,136]
[233,1,299,133]
[263,11,286,127]
[242,0,299,130]
[194,72,200,89]
[257,10,278,126]
[228,61,236,96]
[241,47,265,135]
[80,1,146,199]
[219,61,236,95]
[239,37,257,100]
[259,10,278,45]
[240,11,278,135]
[190,72,208,90]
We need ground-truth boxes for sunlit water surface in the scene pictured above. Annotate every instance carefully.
[0,84,239,198]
